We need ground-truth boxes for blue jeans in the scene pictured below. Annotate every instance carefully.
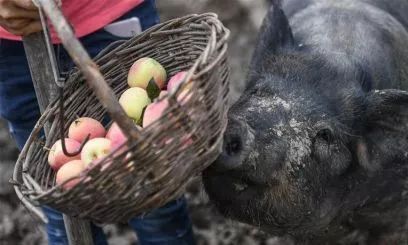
[0,1,196,244]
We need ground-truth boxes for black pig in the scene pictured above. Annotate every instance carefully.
[203,0,408,244]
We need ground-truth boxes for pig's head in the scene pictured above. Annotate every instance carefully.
[203,3,408,239]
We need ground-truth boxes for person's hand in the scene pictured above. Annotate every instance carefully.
[0,0,42,36]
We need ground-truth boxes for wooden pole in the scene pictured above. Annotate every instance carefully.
[62,216,94,245]
[22,33,94,245]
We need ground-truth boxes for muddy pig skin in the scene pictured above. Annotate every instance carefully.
[203,0,408,244]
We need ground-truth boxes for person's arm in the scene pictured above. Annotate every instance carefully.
[0,0,42,36]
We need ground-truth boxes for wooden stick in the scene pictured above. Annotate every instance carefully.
[23,32,56,135]
[22,32,94,245]
[63,215,94,245]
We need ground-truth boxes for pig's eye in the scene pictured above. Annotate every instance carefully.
[250,88,262,96]
[250,86,268,97]
[316,128,333,143]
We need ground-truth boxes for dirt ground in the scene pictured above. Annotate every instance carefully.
[0,1,295,244]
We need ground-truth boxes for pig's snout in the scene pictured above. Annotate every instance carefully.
[224,134,243,157]
[212,118,254,172]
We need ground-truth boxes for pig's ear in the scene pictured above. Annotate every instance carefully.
[356,89,408,172]
[250,2,295,67]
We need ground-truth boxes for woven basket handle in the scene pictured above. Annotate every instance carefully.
[35,0,140,139]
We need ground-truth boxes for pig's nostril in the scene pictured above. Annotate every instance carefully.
[225,135,242,156]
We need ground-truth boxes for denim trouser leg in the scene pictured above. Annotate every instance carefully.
[129,197,196,245]
[0,1,196,244]
[42,206,109,245]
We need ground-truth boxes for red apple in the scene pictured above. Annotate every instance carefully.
[167,71,191,92]
[177,89,192,105]
[68,117,106,143]
[106,122,143,150]
[81,138,112,167]
[106,123,128,151]
[167,72,193,105]
[159,90,168,98]
[56,160,85,189]
[142,98,169,128]
[127,57,167,89]
[48,139,81,170]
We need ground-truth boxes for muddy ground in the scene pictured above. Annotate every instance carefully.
[0,1,295,244]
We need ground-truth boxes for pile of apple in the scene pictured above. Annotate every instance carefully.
[48,57,192,189]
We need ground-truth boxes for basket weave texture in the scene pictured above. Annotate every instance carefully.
[13,13,230,223]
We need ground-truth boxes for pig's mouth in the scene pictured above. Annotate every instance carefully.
[202,169,271,223]
[202,167,269,206]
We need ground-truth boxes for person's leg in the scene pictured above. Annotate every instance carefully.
[42,206,108,245]
[128,197,196,245]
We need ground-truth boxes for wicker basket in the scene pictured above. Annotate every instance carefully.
[12,12,230,223]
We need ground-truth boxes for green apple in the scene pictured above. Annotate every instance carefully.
[81,138,112,167]
[119,87,151,123]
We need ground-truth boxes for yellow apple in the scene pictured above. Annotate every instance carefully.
[127,57,167,89]
[119,87,151,123]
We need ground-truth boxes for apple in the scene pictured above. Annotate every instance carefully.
[81,138,112,167]
[102,123,143,171]
[56,160,85,189]
[159,90,168,98]
[48,139,81,170]
[106,122,128,151]
[167,71,192,92]
[68,117,106,143]
[142,98,169,128]
[166,72,193,105]
[119,87,151,123]
[127,57,167,89]
[177,89,192,105]
[141,88,192,128]
[106,123,142,150]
